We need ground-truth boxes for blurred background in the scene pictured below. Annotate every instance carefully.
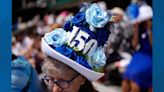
[12,0,152,92]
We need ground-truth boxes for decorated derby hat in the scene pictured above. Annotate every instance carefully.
[41,3,114,81]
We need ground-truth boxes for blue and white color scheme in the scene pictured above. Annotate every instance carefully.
[41,3,113,81]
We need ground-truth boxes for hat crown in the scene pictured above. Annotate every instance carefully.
[136,4,153,22]
[43,3,113,76]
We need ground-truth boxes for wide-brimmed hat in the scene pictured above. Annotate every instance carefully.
[41,3,113,81]
[131,4,153,24]
[137,4,153,22]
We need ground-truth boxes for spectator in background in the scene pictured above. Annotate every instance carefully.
[12,54,42,92]
[12,31,34,58]
[122,3,152,92]
[31,35,46,74]
[12,30,45,74]
[55,11,69,26]
[104,7,133,85]
[111,7,133,73]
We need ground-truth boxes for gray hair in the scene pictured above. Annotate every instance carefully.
[42,56,76,77]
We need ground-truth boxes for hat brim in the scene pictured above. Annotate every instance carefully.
[131,15,152,24]
[41,38,104,81]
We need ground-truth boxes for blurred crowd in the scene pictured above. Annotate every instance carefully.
[12,0,152,92]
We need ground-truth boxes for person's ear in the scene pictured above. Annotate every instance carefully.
[80,76,86,85]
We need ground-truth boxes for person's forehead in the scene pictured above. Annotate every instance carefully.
[46,65,77,80]
[44,57,78,78]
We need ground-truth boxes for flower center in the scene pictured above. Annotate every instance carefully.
[52,35,60,41]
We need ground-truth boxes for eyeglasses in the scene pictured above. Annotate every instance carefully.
[43,73,79,89]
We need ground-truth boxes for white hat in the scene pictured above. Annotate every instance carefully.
[132,4,153,23]
[41,3,113,81]
[41,38,104,81]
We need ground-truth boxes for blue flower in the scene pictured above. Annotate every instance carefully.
[55,45,92,70]
[85,3,110,28]
[91,47,106,71]
[44,28,69,47]
[72,12,86,27]
[64,20,73,31]
[96,27,111,46]
[55,45,74,58]
[64,16,74,31]
[76,56,92,70]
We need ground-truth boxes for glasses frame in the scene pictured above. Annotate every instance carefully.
[43,73,80,89]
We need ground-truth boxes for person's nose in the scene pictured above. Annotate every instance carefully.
[52,84,62,92]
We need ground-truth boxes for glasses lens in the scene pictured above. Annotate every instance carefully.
[43,74,79,89]
[43,76,54,87]
[57,80,69,89]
